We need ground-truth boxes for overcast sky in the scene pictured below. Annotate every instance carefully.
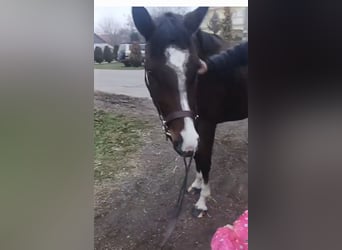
[94,7,131,30]
[94,6,199,32]
[94,0,248,28]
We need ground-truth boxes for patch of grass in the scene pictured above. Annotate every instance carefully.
[94,61,144,70]
[94,109,148,182]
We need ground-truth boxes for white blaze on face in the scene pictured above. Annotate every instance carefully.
[165,46,199,152]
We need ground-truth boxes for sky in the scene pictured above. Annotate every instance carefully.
[94,0,248,31]
[94,7,196,31]
[94,7,131,30]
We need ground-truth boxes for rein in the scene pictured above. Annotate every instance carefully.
[160,155,194,248]
[143,68,200,248]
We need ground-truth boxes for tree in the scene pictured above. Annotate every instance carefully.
[125,15,144,42]
[220,7,233,42]
[116,27,132,44]
[126,14,135,32]
[103,46,114,63]
[113,45,119,60]
[207,10,221,34]
[96,17,122,46]
[94,46,104,63]
[130,31,140,42]
[97,17,118,34]
[129,42,142,67]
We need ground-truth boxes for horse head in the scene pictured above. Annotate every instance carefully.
[132,7,208,156]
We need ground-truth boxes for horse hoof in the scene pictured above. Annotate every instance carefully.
[192,207,207,218]
[187,187,201,195]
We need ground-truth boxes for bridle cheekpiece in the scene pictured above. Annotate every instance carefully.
[144,69,199,141]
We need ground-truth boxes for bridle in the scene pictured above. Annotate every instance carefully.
[144,69,199,141]
[144,62,200,248]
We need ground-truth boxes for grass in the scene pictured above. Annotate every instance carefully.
[94,61,144,70]
[94,109,148,182]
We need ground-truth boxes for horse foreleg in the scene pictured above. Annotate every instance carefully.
[187,164,203,194]
[191,120,216,218]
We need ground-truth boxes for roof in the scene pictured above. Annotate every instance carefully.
[94,33,107,44]
[97,34,112,45]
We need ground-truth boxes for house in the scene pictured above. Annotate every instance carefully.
[200,7,248,40]
[94,33,113,50]
[97,34,114,47]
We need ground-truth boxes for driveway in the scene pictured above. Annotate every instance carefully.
[94,69,150,99]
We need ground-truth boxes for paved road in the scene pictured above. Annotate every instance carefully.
[94,69,151,99]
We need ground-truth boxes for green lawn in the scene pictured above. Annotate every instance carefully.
[94,61,144,70]
[94,109,149,182]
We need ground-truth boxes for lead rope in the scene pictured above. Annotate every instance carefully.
[144,69,200,247]
[159,73,200,248]
[160,155,194,248]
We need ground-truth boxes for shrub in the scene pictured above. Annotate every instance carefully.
[220,7,233,42]
[113,45,119,60]
[94,46,104,64]
[130,32,140,42]
[103,46,114,63]
[207,10,221,34]
[129,42,142,67]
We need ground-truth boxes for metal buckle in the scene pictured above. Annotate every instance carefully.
[165,131,171,141]
[161,120,171,141]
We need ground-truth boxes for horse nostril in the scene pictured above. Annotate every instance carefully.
[173,138,183,154]
[184,147,195,153]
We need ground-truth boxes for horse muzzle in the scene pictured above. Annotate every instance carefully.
[173,137,199,157]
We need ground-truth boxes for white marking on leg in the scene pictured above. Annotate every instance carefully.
[188,171,203,192]
[195,182,211,211]
[165,47,199,152]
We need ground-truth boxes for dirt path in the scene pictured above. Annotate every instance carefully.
[94,91,248,250]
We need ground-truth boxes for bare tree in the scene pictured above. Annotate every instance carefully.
[125,14,135,32]
[96,17,122,46]
[125,14,144,42]
[116,28,131,43]
[97,17,120,34]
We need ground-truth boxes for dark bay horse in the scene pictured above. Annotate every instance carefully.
[132,7,248,217]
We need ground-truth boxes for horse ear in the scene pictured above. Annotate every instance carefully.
[132,7,155,41]
[184,7,209,34]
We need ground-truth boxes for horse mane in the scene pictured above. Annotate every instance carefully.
[148,12,230,62]
[194,30,228,60]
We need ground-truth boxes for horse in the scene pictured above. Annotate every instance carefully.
[132,7,248,218]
